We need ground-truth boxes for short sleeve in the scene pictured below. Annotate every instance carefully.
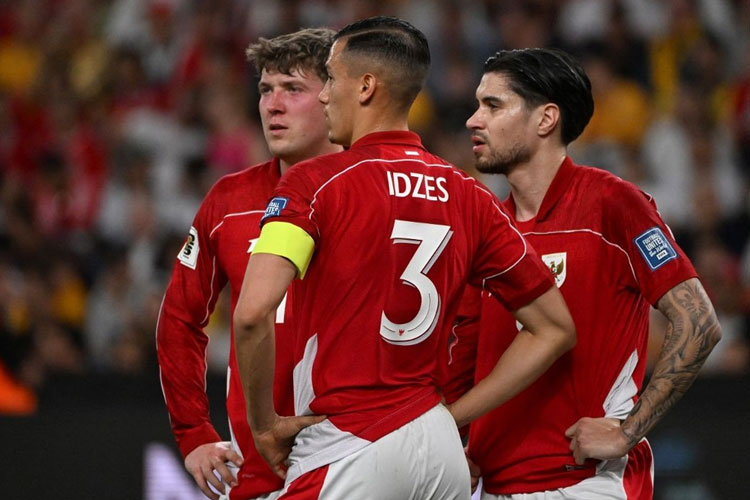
[602,179,697,305]
[260,163,320,243]
[469,188,554,311]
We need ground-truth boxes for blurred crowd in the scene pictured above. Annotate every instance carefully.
[1,0,749,415]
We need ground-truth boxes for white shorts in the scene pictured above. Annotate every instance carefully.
[481,439,654,500]
[278,404,471,499]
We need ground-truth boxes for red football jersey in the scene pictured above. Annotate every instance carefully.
[468,157,697,494]
[156,160,296,499]
[260,131,554,483]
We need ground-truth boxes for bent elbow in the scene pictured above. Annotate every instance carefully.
[707,319,722,350]
[561,321,577,353]
[700,303,722,352]
[554,305,577,353]
[233,306,263,339]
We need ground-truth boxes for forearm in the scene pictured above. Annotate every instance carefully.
[233,253,298,435]
[450,328,568,428]
[234,313,278,434]
[620,278,721,445]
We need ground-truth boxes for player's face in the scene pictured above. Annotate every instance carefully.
[466,72,537,175]
[258,68,330,166]
[319,40,357,147]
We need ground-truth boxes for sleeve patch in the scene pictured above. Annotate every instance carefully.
[634,227,677,270]
[262,196,289,222]
[177,226,199,269]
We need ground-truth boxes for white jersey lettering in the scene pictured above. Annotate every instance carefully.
[386,171,449,202]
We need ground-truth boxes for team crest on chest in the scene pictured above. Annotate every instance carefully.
[542,252,567,287]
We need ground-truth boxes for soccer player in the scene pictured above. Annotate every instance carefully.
[156,28,341,500]
[233,17,576,499]
[464,48,722,499]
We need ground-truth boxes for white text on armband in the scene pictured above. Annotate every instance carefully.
[386,171,449,202]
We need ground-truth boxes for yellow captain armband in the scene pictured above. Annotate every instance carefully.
[253,221,315,279]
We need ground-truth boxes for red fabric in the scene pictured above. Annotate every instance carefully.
[156,159,296,499]
[623,440,655,499]
[469,158,696,494]
[440,284,481,407]
[263,131,552,468]
[441,285,482,438]
[278,465,329,500]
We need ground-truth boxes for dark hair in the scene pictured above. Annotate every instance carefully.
[334,16,430,109]
[484,48,594,144]
[246,28,335,82]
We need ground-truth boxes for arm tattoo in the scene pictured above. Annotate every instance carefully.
[620,278,721,446]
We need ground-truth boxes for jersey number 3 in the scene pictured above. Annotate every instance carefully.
[380,220,453,346]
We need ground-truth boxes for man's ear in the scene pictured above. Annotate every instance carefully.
[359,73,376,104]
[537,103,560,138]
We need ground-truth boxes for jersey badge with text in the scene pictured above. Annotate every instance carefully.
[178,226,199,269]
[262,196,288,222]
[542,252,566,287]
[634,227,677,270]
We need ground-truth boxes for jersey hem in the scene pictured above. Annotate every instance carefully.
[482,467,596,495]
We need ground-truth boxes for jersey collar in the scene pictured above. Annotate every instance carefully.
[349,130,425,150]
[504,156,577,222]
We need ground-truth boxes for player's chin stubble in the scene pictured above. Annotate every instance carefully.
[474,143,531,175]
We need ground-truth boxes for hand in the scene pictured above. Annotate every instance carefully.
[465,447,480,494]
[564,417,632,465]
[254,414,327,479]
[184,441,243,500]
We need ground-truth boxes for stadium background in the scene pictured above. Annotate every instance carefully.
[0,0,748,498]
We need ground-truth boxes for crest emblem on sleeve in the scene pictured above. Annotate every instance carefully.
[178,226,199,269]
[541,252,567,287]
[634,227,677,270]
[262,196,289,222]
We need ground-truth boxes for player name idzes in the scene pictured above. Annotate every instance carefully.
[386,171,449,202]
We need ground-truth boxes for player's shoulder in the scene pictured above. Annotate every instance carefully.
[197,160,278,223]
[214,160,278,192]
[284,150,349,183]
[573,162,651,208]
[422,150,467,175]
[570,162,660,240]
[207,160,276,199]
[281,148,386,194]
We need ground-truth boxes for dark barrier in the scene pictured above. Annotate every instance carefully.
[0,372,747,500]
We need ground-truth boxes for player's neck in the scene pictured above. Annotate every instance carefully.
[507,148,567,222]
[349,111,409,145]
[279,142,343,174]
